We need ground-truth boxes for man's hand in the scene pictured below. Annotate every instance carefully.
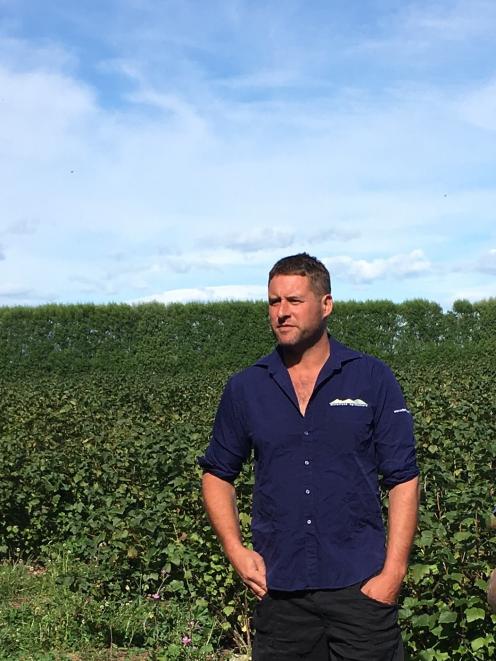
[227,545,267,599]
[362,476,419,605]
[201,473,267,599]
[360,569,404,605]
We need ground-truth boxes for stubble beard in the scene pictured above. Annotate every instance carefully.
[273,321,328,355]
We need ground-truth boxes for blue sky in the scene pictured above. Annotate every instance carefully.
[1,0,495,309]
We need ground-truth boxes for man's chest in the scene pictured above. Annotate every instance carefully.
[288,368,319,416]
[243,375,376,459]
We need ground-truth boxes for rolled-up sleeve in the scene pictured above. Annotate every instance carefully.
[197,376,251,483]
[372,361,420,488]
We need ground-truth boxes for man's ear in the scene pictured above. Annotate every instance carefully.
[323,294,333,319]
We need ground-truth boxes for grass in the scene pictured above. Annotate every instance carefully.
[0,557,238,660]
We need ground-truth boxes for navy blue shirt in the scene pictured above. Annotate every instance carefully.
[198,336,419,591]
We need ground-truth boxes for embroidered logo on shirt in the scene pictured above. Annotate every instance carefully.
[393,408,410,414]
[329,398,368,407]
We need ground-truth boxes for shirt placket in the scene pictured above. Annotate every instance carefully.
[302,414,319,586]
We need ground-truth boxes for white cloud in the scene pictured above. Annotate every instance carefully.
[450,283,496,303]
[2,218,39,235]
[0,64,97,160]
[0,35,76,73]
[354,0,496,56]
[0,283,33,297]
[215,69,298,91]
[202,227,295,253]
[161,255,218,274]
[131,284,266,305]
[308,228,360,242]
[452,247,496,277]
[325,249,431,284]
[160,247,280,273]
[126,87,209,137]
[459,79,496,131]
[403,0,496,41]
[200,226,359,255]
[476,248,496,275]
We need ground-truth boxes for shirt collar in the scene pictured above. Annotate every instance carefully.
[255,335,362,377]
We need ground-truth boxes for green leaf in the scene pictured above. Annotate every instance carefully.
[419,530,434,547]
[438,610,457,624]
[465,607,486,623]
[418,652,434,661]
[471,637,486,651]
[410,564,433,583]
[448,572,465,584]
[412,614,436,628]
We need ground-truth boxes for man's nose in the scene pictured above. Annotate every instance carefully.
[278,300,290,319]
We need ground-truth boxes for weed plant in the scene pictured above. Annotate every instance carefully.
[0,556,226,660]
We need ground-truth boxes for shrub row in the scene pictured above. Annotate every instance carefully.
[0,298,495,376]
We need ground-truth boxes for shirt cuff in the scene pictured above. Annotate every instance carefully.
[381,468,420,489]
[197,456,238,483]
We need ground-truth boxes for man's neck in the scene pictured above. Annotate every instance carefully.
[281,332,330,371]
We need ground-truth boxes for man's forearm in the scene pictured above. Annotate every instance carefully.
[201,472,244,557]
[383,475,420,579]
[361,475,420,604]
[201,471,267,598]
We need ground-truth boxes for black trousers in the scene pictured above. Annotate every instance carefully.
[252,582,405,661]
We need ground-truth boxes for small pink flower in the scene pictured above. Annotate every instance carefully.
[181,635,192,646]
[150,593,161,600]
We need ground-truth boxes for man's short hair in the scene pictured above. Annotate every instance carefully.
[268,253,331,296]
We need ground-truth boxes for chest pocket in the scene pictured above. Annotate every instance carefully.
[325,405,374,453]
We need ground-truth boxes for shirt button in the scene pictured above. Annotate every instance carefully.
[304,460,310,466]
[303,431,309,436]
[305,489,310,494]
[307,519,312,524]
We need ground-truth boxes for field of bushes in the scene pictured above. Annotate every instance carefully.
[0,299,495,659]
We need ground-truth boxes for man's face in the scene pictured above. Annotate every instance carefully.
[268,274,333,349]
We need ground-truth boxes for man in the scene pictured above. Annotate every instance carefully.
[198,253,420,660]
